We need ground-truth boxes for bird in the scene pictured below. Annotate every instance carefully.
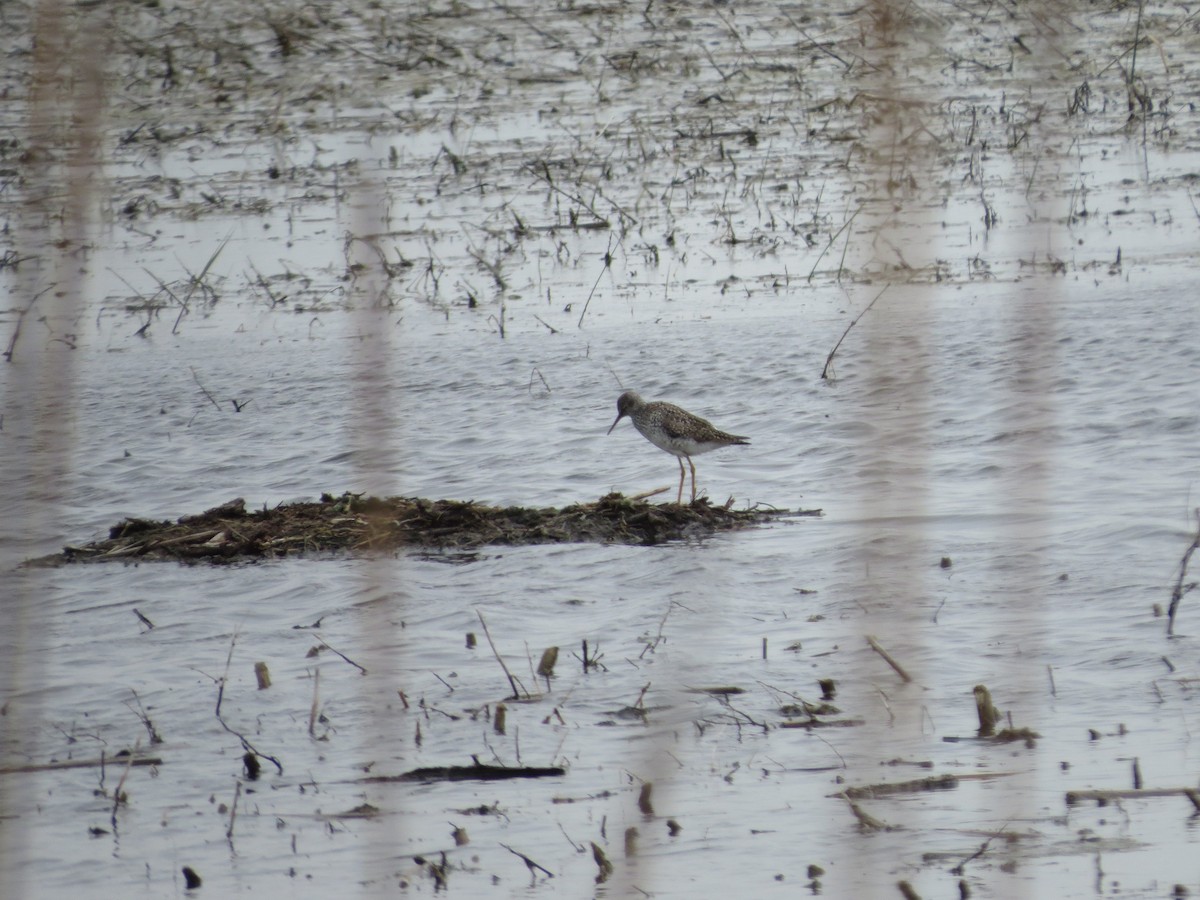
[606,391,749,504]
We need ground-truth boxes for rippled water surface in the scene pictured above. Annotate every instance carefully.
[4,1,1200,897]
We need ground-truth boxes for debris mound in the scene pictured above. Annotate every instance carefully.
[28,492,816,565]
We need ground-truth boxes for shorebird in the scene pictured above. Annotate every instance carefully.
[606,391,749,504]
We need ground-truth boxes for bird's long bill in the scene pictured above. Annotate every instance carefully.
[606,412,625,435]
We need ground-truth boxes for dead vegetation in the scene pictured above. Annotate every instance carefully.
[28,492,809,565]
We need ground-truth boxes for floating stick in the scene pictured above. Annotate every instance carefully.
[866,635,912,683]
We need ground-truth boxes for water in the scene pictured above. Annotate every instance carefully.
[3,277,1198,898]
[5,0,1200,897]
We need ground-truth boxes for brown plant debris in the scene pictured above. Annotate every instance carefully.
[840,774,959,800]
[1066,787,1200,811]
[356,762,566,784]
[28,492,813,566]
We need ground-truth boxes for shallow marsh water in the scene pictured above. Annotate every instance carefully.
[4,1,1200,898]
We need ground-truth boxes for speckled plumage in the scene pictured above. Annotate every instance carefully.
[606,391,749,504]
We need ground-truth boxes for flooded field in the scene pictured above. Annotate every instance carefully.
[4,0,1200,897]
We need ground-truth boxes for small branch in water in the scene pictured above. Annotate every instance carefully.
[821,285,888,380]
[314,634,367,674]
[500,842,555,879]
[110,738,140,832]
[476,609,528,700]
[487,303,506,339]
[528,367,551,394]
[1167,507,1200,635]
[2,284,55,363]
[839,792,892,831]
[949,823,1013,876]
[190,367,223,411]
[126,689,163,745]
[866,634,912,683]
[640,600,684,657]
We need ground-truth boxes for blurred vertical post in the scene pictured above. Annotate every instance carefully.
[852,3,936,894]
[852,1,935,681]
[347,167,403,886]
[4,1,107,894]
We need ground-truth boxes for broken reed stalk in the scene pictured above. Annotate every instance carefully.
[110,738,140,830]
[314,634,367,674]
[590,842,614,884]
[308,667,320,736]
[637,782,654,815]
[808,204,862,285]
[624,826,638,857]
[1128,0,1145,114]
[536,646,558,679]
[190,366,223,411]
[973,684,1001,737]
[840,793,889,831]
[866,634,912,682]
[128,688,163,744]
[1166,507,1200,636]
[576,235,614,329]
[226,780,242,839]
[821,285,888,380]
[476,609,526,700]
[173,233,231,334]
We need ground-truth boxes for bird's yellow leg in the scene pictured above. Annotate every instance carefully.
[687,456,698,503]
[676,457,686,505]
